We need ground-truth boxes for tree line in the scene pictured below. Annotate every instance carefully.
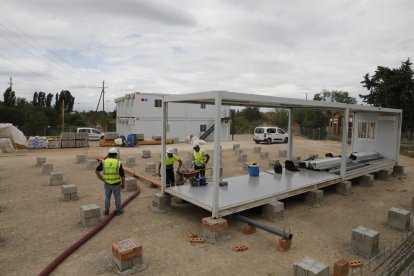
[1,89,115,136]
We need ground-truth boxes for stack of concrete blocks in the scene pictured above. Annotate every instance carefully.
[253,146,261,154]
[336,181,352,196]
[235,148,243,156]
[104,132,118,140]
[262,201,284,222]
[238,154,247,162]
[173,147,178,154]
[60,132,76,148]
[76,154,86,164]
[36,157,47,167]
[126,156,136,167]
[50,172,64,186]
[145,163,156,174]
[42,163,53,175]
[268,159,279,169]
[75,132,89,148]
[387,207,411,231]
[232,144,240,150]
[125,177,138,192]
[293,256,329,276]
[260,152,269,160]
[142,150,151,158]
[243,161,249,171]
[351,226,380,258]
[152,192,171,210]
[201,217,230,244]
[80,204,101,227]
[61,184,78,201]
[112,238,143,272]
[359,174,374,186]
[279,150,287,158]
[135,134,144,142]
[152,135,161,140]
[87,159,98,170]
[173,137,179,144]
[306,189,324,207]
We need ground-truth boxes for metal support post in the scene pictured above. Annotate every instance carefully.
[212,93,222,218]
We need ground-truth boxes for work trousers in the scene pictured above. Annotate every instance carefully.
[104,183,122,212]
[194,164,206,178]
[166,166,175,186]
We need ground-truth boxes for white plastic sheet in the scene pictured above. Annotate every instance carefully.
[0,123,27,147]
[0,138,15,153]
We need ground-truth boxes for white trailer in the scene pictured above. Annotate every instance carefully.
[115,92,231,142]
[159,91,402,218]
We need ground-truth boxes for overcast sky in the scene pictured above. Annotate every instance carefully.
[1,0,413,111]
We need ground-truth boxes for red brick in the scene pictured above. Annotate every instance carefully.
[242,225,256,234]
[232,244,248,252]
[201,217,228,232]
[333,259,349,276]
[190,237,204,244]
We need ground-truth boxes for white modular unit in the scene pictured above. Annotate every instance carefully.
[115,92,231,142]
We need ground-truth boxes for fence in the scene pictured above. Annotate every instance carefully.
[350,229,414,276]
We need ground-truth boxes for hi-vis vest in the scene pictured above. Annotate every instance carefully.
[193,149,206,165]
[166,154,179,166]
[103,158,121,184]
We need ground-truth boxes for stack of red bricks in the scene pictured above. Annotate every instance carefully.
[112,238,143,272]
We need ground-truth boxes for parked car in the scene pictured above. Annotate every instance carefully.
[253,126,288,144]
[76,128,104,140]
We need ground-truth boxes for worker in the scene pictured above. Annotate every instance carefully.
[158,147,182,187]
[192,141,210,178]
[95,147,125,216]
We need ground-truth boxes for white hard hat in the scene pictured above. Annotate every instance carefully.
[108,147,118,154]
[193,141,200,148]
[167,147,174,154]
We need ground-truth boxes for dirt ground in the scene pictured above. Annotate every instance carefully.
[0,135,413,276]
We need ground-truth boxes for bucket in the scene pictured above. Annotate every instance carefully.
[127,134,135,147]
[248,163,260,176]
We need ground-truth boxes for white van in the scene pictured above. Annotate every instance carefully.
[253,126,288,144]
[76,128,104,141]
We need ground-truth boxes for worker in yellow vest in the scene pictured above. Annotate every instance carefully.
[158,147,182,187]
[192,141,210,178]
[95,147,125,216]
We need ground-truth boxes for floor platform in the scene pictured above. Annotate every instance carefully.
[166,169,341,217]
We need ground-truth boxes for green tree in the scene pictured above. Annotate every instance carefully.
[3,87,16,107]
[360,59,414,139]
[55,90,75,112]
[240,107,261,122]
[38,92,46,107]
[33,92,38,106]
[46,93,53,107]
[16,97,29,109]
[314,89,356,104]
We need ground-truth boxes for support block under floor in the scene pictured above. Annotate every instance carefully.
[152,193,171,210]
[201,217,230,244]
[336,181,351,196]
[387,207,411,231]
[262,201,284,221]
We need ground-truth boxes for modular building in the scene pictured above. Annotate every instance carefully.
[159,91,402,218]
[115,92,231,142]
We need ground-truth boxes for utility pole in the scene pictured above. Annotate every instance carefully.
[8,77,13,91]
[62,99,65,133]
[96,81,108,112]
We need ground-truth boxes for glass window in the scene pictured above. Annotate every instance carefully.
[267,128,276,134]
[154,99,162,108]
[200,124,207,132]
[277,128,285,134]
[92,129,101,134]
[255,128,264,134]
[357,121,376,140]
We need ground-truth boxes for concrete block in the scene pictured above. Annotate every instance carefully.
[61,184,78,201]
[50,172,64,186]
[253,146,261,153]
[112,238,143,272]
[42,163,53,175]
[306,189,323,207]
[392,165,404,176]
[336,181,351,195]
[235,148,243,155]
[142,150,151,158]
[76,154,86,164]
[359,174,374,186]
[387,207,411,231]
[145,163,156,174]
[260,152,269,160]
[377,169,389,180]
[152,192,171,210]
[201,217,230,244]
[36,157,46,167]
[126,156,136,167]
[351,226,379,258]
[262,201,284,221]
[173,137,179,144]
[238,154,247,162]
[125,177,138,192]
[279,150,287,158]
[232,144,240,150]
[80,204,100,227]
[293,256,329,276]
[86,159,98,170]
